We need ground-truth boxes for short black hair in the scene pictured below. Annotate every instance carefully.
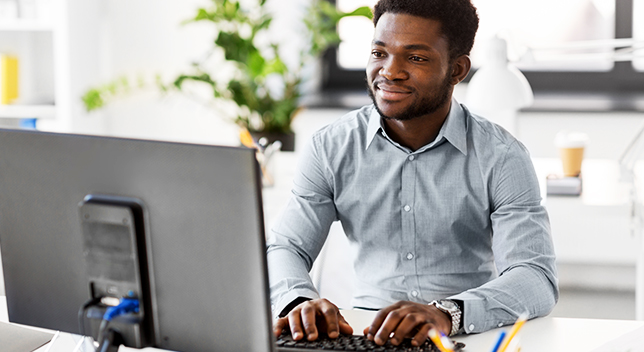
[373,0,479,61]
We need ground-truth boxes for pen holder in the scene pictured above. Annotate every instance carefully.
[256,140,282,187]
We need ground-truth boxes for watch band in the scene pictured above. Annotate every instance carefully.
[430,299,462,337]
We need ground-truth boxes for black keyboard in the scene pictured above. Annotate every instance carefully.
[276,331,465,352]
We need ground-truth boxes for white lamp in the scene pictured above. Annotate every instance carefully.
[619,123,644,321]
[465,36,534,136]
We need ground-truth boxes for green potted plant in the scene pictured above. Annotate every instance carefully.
[82,0,371,151]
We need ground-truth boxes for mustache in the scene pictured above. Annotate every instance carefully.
[371,79,414,93]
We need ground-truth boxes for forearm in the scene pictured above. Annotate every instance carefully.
[451,139,558,333]
[450,263,558,334]
[267,242,320,317]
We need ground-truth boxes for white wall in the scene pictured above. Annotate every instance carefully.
[87,0,309,145]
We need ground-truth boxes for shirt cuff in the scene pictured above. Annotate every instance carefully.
[448,291,494,334]
[272,289,319,320]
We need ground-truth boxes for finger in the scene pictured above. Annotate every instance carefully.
[300,302,320,341]
[411,323,431,347]
[337,313,354,336]
[367,307,394,341]
[287,310,305,340]
[390,312,425,345]
[374,310,406,345]
[319,303,341,338]
[273,317,288,337]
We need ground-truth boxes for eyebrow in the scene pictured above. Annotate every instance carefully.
[372,40,435,52]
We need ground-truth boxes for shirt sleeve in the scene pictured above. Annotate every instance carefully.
[449,140,559,334]
[266,133,338,318]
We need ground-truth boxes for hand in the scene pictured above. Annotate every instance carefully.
[363,301,451,346]
[273,298,353,341]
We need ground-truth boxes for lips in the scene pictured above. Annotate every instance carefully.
[374,82,412,102]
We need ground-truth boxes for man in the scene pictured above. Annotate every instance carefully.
[267,0,558,347]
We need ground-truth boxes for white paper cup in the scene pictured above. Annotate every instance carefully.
[555,131,589,177]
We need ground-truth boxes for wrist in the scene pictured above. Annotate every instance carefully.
[279,296,311,317]
[430,299,462,336]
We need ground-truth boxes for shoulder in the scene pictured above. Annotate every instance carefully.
[463,105,529,160]
[313,105,372,138]
[309,105,374,153]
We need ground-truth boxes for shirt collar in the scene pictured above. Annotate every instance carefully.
[440,99,468,155]
[365,99,468,155]
[366,107,383,150]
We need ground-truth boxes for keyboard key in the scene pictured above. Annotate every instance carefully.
[277,331,465,351]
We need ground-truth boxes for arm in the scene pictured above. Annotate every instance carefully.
[267,135,351,338]
[449,140,559,333]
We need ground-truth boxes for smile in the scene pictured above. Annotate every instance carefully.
[375,83,412,102]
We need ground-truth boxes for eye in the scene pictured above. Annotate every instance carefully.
[371,50,385,58]
[410,55,427,62]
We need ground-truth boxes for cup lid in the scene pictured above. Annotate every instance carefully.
[555,131,589,148]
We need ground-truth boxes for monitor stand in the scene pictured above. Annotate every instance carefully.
[78,194,154,351]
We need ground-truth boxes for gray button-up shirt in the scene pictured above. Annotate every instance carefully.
[267,100,558,334]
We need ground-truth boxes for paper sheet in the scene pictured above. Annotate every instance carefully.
[0,321,54,352]
[339,309,377,335]
[591,324,644,352]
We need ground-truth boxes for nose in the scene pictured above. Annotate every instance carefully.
[379,57,408,81]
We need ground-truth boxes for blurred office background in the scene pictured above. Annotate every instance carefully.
[1,0,644,321]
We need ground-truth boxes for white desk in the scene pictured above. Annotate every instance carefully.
[342,309,644,352]
[458,317,644,352]
[3,299,644,352]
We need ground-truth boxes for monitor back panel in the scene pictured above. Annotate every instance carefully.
[0,129,274,352]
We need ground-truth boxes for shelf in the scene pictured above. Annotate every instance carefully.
[0,104,55,119]
[0,19,53,32]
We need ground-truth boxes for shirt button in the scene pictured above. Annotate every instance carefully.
[403,205,411,212]
[406,252,414,260]
[411,290,418,297]
[468,324,475,332]
[408,155,415,161]
[498,323,503,327]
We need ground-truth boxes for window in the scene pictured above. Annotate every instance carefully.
[325,0,644,94]
[633,0,644,71]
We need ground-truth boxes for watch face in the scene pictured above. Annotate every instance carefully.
[440,300,457,309]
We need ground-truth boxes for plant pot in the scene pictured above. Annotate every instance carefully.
[250,131,296,152]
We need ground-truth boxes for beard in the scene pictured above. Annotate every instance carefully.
[367,73,453,121]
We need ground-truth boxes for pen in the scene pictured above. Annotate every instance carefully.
[490,330,506,352]
[428,329,452,352]
[505,337,521,352]
[439,331,456,352]
[498,313,528,352]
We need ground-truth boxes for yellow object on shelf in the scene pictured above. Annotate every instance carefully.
[1,54,19,105]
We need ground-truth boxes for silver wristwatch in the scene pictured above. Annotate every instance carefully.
[430,299,461,336]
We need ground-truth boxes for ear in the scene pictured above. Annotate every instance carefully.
[450,55,471,85]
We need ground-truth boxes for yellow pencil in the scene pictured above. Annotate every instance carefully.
[239,128,256,149]
[498,313,529,352]
[428,328,452,352]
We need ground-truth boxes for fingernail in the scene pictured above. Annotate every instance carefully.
[367,333,373,340]
[391,337,399,345]
[328,330,339,338]
[308,333,316,340]
[293,332,302,339]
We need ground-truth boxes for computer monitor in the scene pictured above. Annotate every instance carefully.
[0,129,274,352]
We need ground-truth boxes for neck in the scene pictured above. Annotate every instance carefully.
[382,102,451,151]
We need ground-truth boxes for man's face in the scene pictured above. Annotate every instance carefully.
[366,13,454,121]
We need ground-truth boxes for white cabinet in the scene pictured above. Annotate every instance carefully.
[0,0,105,133]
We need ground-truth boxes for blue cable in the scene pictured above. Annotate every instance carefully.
[103,298,140,321]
